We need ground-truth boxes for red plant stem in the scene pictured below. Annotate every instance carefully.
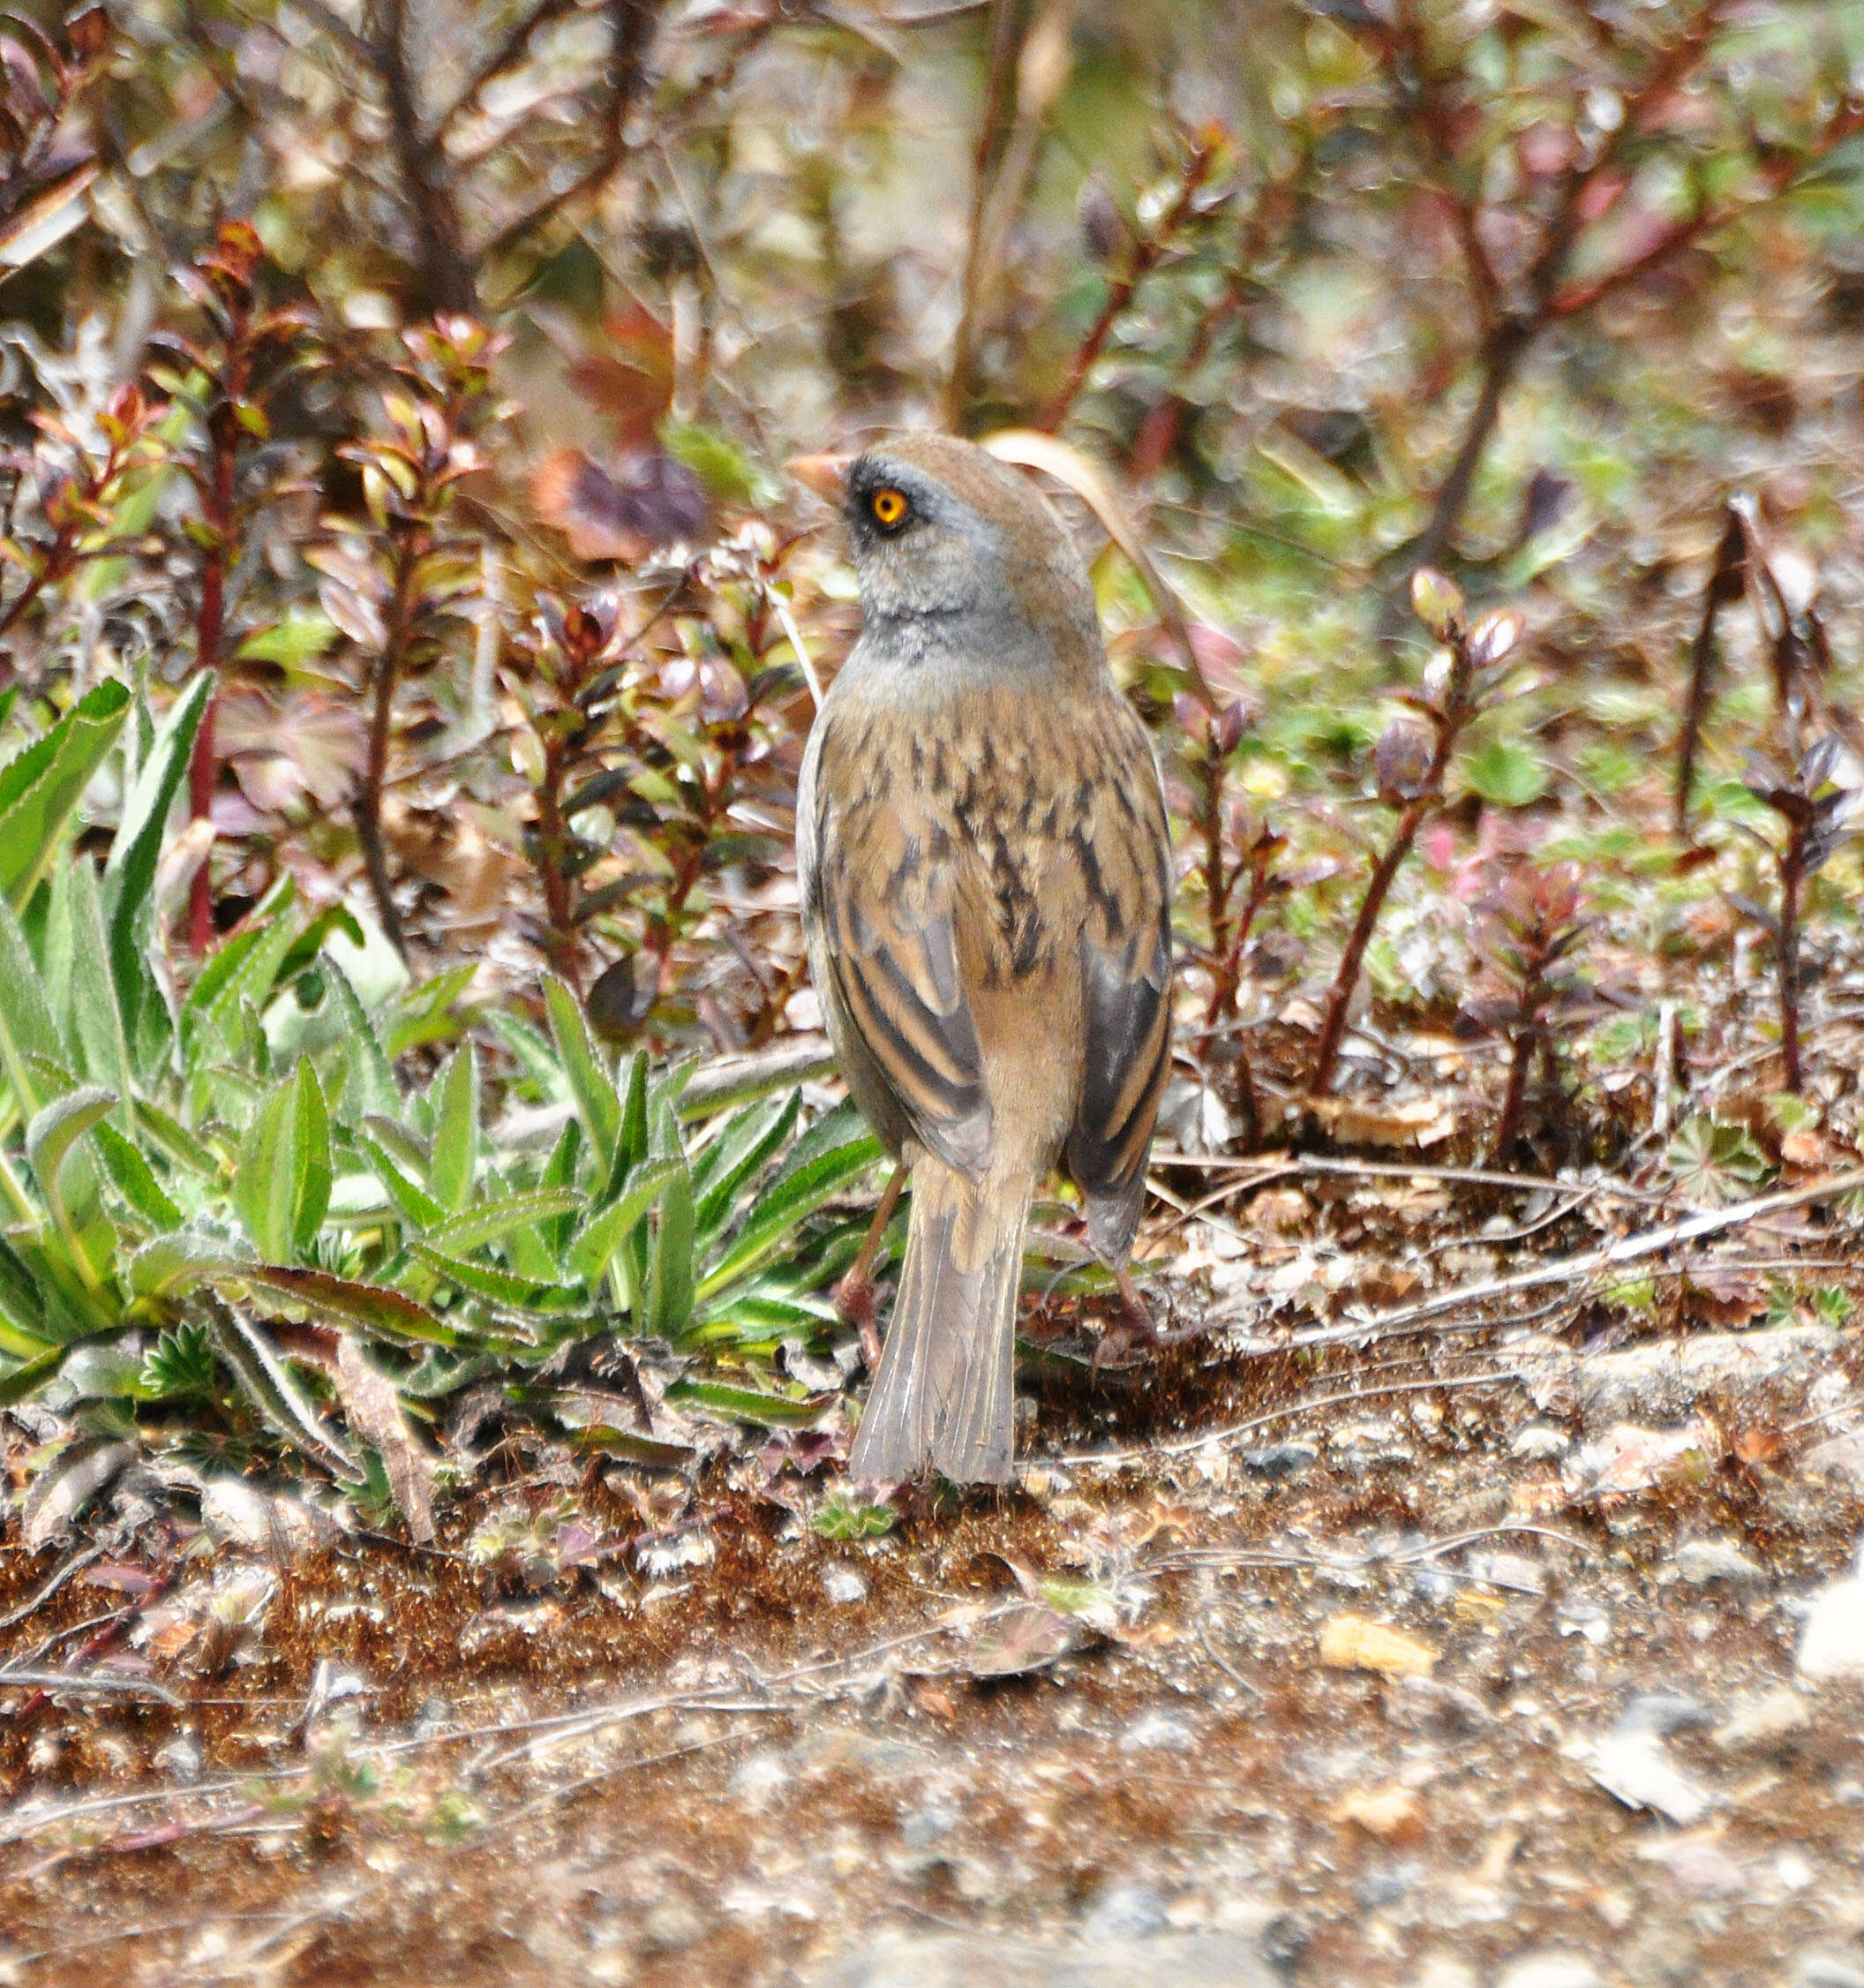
[1492,1012,1538,1168]
[1038,146,1214,434]
[1778,841,1804,1093]
[534,727,580,991]
[185,382,244,953]
[1308,793,1434,1097]
[1197,736,1231,995]
[354,536,418,961]
[1310,677,1470,1097]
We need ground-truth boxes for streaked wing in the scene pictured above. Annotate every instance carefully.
[1064,703,1173,1261]
[807,711,994,1178]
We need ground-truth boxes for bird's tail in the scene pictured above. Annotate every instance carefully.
[846,1156,1028,1486]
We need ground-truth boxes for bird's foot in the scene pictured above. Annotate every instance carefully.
[836,1269,884,1373]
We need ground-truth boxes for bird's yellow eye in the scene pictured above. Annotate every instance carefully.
[868,486,909,530]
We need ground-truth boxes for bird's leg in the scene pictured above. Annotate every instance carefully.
[837,1163,906,1372]
[1089,1262,1156,1374]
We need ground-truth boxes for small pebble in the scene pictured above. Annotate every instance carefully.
[822,1563,868,1606]
[1794,1955,1864,1988]
[1672,1537,1768,1589]
[1079,1879,1169,1941]
[1797,1547,1864,1683]
[1119,1710,1196,1753]
[1712,1684,1811,1751]
[1238,1442,1317,1480]
[1509,1422,1568,1461]
[639,1901,707,1953]
[1495,1954,1602,1988]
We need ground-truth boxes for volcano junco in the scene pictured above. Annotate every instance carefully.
[793,435,1173,1484]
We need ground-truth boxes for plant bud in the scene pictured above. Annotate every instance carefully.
[1409,566,1465,641]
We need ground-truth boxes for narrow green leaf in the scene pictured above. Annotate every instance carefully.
[0,1340,74,1407]
[693,1091,800,1242]
[202,1291,364,1481]
[289,1058,333,1250]
[232,1073,297,1261]
[102,672,211,1046]
[0,890,64,1119]
[26,1084,116,1283]
[407,1242,586,1316]
[697,1131,883,1300]
[543,973,620,1159]
[239,1263,460,1345]
[132,1097,223,1180]
[664,1376,837,1428]
[645,1160,695,1340]
[325,960,398,1121]
[566,1157,681,1285]
[357,1131,447,1230]
[94,1121,183,1231]
[64,856,135,1117]
[426,1186,584,1255]
[0,678,131,909]
[425,1042,477,1215]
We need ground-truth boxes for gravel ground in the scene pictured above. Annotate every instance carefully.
[3,1310,1863,1988]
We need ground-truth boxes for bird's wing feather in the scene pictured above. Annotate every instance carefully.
[807,706,995,1178]
[1064,703,1173,1261]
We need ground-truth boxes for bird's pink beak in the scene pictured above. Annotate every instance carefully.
[787,452,855,508]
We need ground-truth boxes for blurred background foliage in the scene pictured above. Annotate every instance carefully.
[4,0,1864,1493]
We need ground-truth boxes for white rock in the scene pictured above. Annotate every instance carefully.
[1508,1422,1567,1461]
[822,1563,868,1605]
[1587,1730,1713,1826]
[1672,1537,1768,1589]
[1712,1685,1812,1751]
[1796,1547,1864,1683]
[1496,1954,1601,1988]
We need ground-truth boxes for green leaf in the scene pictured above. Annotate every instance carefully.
[232,1058,332,1261]
[0,1340,74,1408]
[566,1156,681,1285]
[426,1186,585,1256]
[203,1292,364,1481]
[693,1091,800,1243]
[141,1319,216,1397]
[0,679,131,910]
[324,960,399,1122]
[543,973,620,1161]
[697,1120,883,1300]
[644,1160,695,1339]
[63,856,135,1115]
[239,1263,458,1344]
[132,1097,223,1180]
[407,1242,587,1318]
[0,890,66,1119]
[357,1131,447,1229]
[94,1121,183,1231]
[235,604,338,666]
[1462,737,1548,809]
[102,673,211,1048]
[425,1043,477,1215]
[26,1083,116,1283]
[664,1376,836,1428]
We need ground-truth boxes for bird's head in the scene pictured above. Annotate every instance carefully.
[790,434,1100,672]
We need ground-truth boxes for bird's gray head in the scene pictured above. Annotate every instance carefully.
[793,433,1101,674]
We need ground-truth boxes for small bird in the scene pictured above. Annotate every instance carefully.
[793,435,1173,1484]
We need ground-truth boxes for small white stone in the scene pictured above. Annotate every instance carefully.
[1509,1422,1568,1461]
[1496,1954,1602,1988]
[1796,1551,1864,1683]
[821,1563,868,1605]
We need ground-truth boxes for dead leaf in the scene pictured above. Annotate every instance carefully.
[964,1604,1078,1679]
[1319,1613,1437,1679]
[1308,1094,1458,1149]
[335,1335,436,1542]
[1562,1419,1717,1499]
[22,1439,136,1552]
